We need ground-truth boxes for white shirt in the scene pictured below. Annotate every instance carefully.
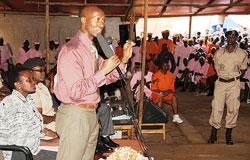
[0,90,44,160]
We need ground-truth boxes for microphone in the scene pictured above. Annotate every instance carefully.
[97,34,126,84]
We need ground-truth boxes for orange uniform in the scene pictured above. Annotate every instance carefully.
[115,46,123,59]
[207,43,220,54]
[206,52,214,59]
[140,41,158,72]
[206,63,216,77]
[200,63,216,85]
[158,38,173,54]
[151,70,175,105]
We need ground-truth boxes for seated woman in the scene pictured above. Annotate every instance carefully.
[0,68,58,160]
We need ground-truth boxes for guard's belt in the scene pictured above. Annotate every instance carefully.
[218,76,240,83]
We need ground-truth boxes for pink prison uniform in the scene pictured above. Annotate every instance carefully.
[174,45,190,78]
[130,71,153,102]
[131,46,141,73]
[55,30,126,160]
[29,49,43,59]
[194,44,207,53]
[195,63,210,82]
[16,48,32,64]
[0,45,12,71]
[240,66,250,90]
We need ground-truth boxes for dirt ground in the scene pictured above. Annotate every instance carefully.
[143,90,250,160]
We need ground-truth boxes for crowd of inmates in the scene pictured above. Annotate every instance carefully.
[127,26,250,105]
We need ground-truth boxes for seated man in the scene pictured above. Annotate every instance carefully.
[151,62,183,123]
[176,57,189,88]
[194,56,210,96]
[130,62,153,102]
[23,58,56,131]
[185,53,201,91]
[0,68,58,160]
[95,103,119,155]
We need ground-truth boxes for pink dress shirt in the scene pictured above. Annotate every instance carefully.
[130,71,153,102]
[29,49,43,58]
[16,48,32,64]
[0,45,12,71]
[55,30,126,105]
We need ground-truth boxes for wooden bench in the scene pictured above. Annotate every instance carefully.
[141,123,166,140]
[113,124,134,139]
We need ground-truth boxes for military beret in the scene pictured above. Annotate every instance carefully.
[23,57,45,69]
[225,30,239,38]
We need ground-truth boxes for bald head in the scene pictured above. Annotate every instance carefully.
[81,6,105,19]
[80,6,105,40]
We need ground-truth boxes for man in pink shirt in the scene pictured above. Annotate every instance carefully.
[0,37,12,71]
[194,56,210,95]
[130,62,153,102]
[131,37,141,73]
[54,6,133,160]
[181,53,200,91]
[174,39,190,78]
[29,41,43,59]
[16,40,32,64]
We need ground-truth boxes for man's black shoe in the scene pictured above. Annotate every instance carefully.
[95,150,103,155]
[101,136,120,147]
[96,138,113,153]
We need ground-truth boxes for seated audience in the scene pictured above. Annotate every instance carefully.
[0,68,58,160]
[23,58,56,131]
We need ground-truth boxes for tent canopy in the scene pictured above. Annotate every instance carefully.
[0,0,250,20]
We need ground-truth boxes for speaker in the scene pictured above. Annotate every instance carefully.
[142,97,168,123]
[119,24,136,46]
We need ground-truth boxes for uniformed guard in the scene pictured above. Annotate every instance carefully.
[208,30,248,145]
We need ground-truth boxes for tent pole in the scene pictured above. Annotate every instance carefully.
[188,16,192,38]
[139,0,148,128]
[45,0,50,72]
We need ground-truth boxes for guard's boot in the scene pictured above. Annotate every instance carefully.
[208,127,217,144]
[226,128,234,145]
